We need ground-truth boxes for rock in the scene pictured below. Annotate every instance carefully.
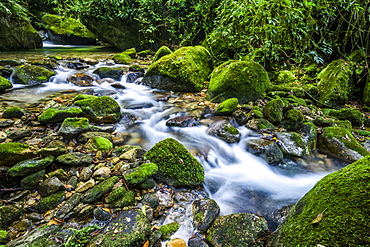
[12,65,56,86]
[67,73,94,86]
[206,213,268,247]
[8,156,54,177]
[141,193,160,208]
[58,117,90,139]
[37,176,65,197]
[166,239,187,247]
[92,167,111,181]
[75,179,95,193]
[232,109,249,125]
[55,193,83,219]
[73,95,121,123]
[66,62,89,70]
[144,138,204,188]
[93,207,111,221]
[246,119,276,132]
[318,126,369,162]
[214,98,239,115]
[0,118,14,127]
[84,137,113,152]
[188,237,209,247]
[317,59,355,106]
[206,60,270,103]
[104,187,135,208]
[88,209,151,247]
[2,106,23,118]
[142,46,213,92]
[0,76,12,92]
[124,163,158,187]
[0,205,23,228]
[153,46,172,62]
[38,140,67,156]
[275,132,308,157]
[79,166,93,181]
[0,142,36,166]
[93,67,126,80]
[192,198,220,234]
[160,222,180,240]
[282,108,304,130]
[21,170,45,189]
[56,152,93,166]
[119,147,139,161]
[246,138,284,164]
[327,108,365,126]
[78,131,113,143]
[112,51,134,64]
[263,98,284,124]
[8,128,32,140]
[126,71,144,83]
[81,58,99,65]
[42,14,96,45]
[48,168,69,181]
[268,155,370,246]
[299,122,317,151]
[82,176,118,203]
[166,115,200,127]
[276,70,296,84]
[38,106,82,123]
[206,120,241,143]
[34,192,65,213]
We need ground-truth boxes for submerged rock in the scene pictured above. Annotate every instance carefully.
[93,67,126,80]
[246,138,284,164]
[166,115,200,127]
[67,73,94,86]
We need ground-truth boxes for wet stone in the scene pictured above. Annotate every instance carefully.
[78,131,113,143]
[37,176,65,197]
[166,115,200,127]
[92,167,111,181]
[56,152,93,166]
[245,138,284,164]
[206,120,240,143]
[8,128,32,140]
[8,156,54,177]
[21,170,45,190]
[0,131,6,142]
[0,118,14,127]
[188,237,209,247]
[79,166,93,181]
[93,207,111,221]
[55,193,83,219]
[192,198,220,234]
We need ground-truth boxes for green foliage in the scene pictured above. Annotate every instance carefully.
[0,0,28,18]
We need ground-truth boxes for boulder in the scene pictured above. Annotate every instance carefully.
[206,120,241,143]
[246,138,284,164]
[0,76,12,92]
[0,142,36,166]
[281,108,304,130]
[192,198,220,234]
[124,163,158,187]
[3,106,23,118]
[12,65,56,86]
[318,126,369,162]
[327,108,365,126]
[67,73,94,87]
[275,132,308,157]
[268,155,370,246]
[206,60,270,103]
[104,187,135,208]
[144,138,204,188]
[153,46,172,62]
[58,117,90,139]
[8,155,54,177]
[38,106,82,123]
[93,67,126,80]
[263,98,284,124]
[214,98,239,115]
[142,46,213,92]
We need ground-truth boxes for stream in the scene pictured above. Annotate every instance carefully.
[0,43,345,241]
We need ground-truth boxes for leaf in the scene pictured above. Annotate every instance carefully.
[311,208,327,224]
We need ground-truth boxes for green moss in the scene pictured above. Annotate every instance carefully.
[327,108,365,126]
[125,163,158,186]
[207,60,270,103]
[0,142,29,154]
[276,70,296,84]
[0,230,8,242]
[65,225,100,247]
[282,108,304,130]
[0,76,12,91]
[12,65,56,85]
[0,205,23,228]
[153,46,172,62]
[144,138,204,188]
[271,155,370,246]
[3,106,23,118]
[82,176,118,203]
[87,137,113,151]
[105,187,135,208]
[35,192,65,213]
[38,107,82,123]
[43,14,96,39]
[268,84,306,98]
[160,222,180,240]
[263,98,284,123]
[215,98,239,115]
[73,94,97,102]
[112,52,133,64]
[8,155,55,177]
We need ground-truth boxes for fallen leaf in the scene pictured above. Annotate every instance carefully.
[311,208,327,224]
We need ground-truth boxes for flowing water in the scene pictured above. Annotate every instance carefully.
[0,43,345,241]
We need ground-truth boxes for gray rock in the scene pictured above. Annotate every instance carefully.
[93,207,111,221]
[166,115,200,127]
[21,170,45,189]
[55,193,83,219]
[92,167,111,181]
[37,176,65,197]
[8,128,32,140]
[246,138,284,164]
[56,152,93,166]
[79,166,93,181]
[192,198,220,234]
[206,120,240,143]
[275,132,308,157]
[0,118,14,127]
[188,237,209,247]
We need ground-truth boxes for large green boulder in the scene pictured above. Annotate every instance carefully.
[326,108,365,126]
[0,142,36,166]
[153,46,172,62]
[206,60,270,103]
[0,76,12,91]
[73,95,121,123]
[42,14,96,45]
[144,138,204,188]
[38,106,83,124]
[318,126,369,162]
[268,155,370,246]
[263,98,284,124]
[12,65,56,86]
[8,155,54,177]
[142,46,213,92]
[317,59,355,107]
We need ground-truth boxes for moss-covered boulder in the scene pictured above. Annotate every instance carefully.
[105,187,135,208]
[215,98,239,115]
[124,162,158,187]
[327,108,365,126]
[73,95,121,123]
[318,126,369,162]
[206,213,268,247]
[42,14,96,45]
[142,46,213,92]
[206,120,241,143]
[245,139,284,164]
[263,98,284,124]
[38,106,82,124]
[0,76,12,91]
[282,108,304,130]
[83,136,113,152]
[153,46,172,62]
[0,205,23,228]
[206,60,270,103]
[268,155,370,246]
[58,117,90,139]
[3,106,24,118]
[112,51,134,64]
[12,65,56,86]
[317,59,355,107]
[82,176,118,203]
[93,67,126,80]
[0,142,36,166]
[34,191,65,213]
[8,155,54,177]
[275,132,309,157]
[160,222,180,240]
[276,70,296,84]
[144,138,204,188]
[56,152,93,166]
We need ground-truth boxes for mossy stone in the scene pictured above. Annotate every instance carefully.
[34,191,65,213]
[21,169,46,189]
[215,98,239,115]
[38,106,82,123]
[3,106,24,118]
[82,176,118,203]
[144,138,204,188]
[8,155,54,177]
[105,187,135,208]
[0,205,23,228]
[93,67,125,80]
[58,117,90,139]
[0,142,36,166]
[124,163,158,186]
[0,76,12,92]
[276,70,295,84]
[12,65,56,86]
[160,222,180,240]
[84,136,113,152]
[56,152,93,166]
[263,98,284,124]
[0,229,8,242]
[327,108,365,126]
[153,46,172,62]
[268,155,370,246]
[112,52,133,64]
[206,60,270,103]
[282,108,304,130]
[143,46,213,92]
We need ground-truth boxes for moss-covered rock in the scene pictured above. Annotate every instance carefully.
[0,142,36,166]
[34,191,65,213]
[153,46,172,62]
[3,106,24,118]
[82,176,118,203]
[84,136,113,152]
[160,222,180,240]
[317,59,355,107]
[0,205,23,228]
[42,14,96,45]
[105,187,135,208]
[206,213,268,247]
[0,229,8,243]
[38,106,82,124]
[143,46,213,92]
[276,70,296,84]
[124,162,158,187]
[206,60,270,103]
[112,52,133,64]
[268,155,370,246]
[192,198,221,234]
[8,155,54,177]
[56,152,93,166]
[93,67,126,80]
[327,108,365,126]
[246,119,276,132]
[58,117,90,139]
[275,132,308,157]
[206,120,241,143]
[144,138,204,188]
[245,139,284,164]
[318,126,369,162]
[282,108,304,130]
[0,76,12,91]
[12,65,56,86]
[21,170,45,189]
[73,95,121,123]
[215,98,239,115]
[263,98,284,124]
